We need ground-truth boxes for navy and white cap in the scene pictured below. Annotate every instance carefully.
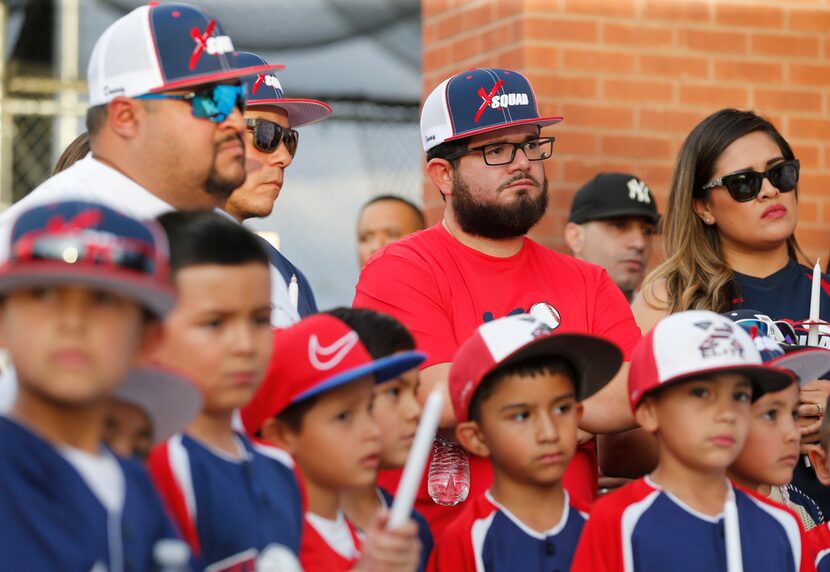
[420,67,563,152]
[233,52,332,128]
[0,200,175,317]
[88,3,283,105]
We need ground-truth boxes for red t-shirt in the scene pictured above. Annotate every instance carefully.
[353,224,642,537]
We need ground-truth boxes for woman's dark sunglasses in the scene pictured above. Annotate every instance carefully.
[700,159,800,203]
[245,118,299,157]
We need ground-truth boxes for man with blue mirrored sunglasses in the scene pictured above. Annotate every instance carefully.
[0,3,283,262]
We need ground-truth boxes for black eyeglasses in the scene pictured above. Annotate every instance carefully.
[137,84,247,123]
[700,160,800,202]
[446,137,555,166]
[245,118,299,157]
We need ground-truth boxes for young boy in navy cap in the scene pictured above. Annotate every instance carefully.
[428,314,622,572]
[146,211,302,571]
[572,310,812,572]
[241,313,425,572]
[0,200,185,570]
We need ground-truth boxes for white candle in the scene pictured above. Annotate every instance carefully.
[724,490,744,572]
[808,260,821,347]
[288,274,299,313]
[388,389,444,529]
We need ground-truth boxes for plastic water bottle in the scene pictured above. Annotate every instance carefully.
[427,437,470,506]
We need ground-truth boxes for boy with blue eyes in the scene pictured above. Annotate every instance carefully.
[429,314,623,571]
[572,310,813,572]
[146,211,304,571]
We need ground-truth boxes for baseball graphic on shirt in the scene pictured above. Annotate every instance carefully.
[530,302,561,330]
[257,544,302,572]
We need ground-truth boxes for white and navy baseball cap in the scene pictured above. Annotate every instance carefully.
[629,310,794,410]
[449,314,622,422]
[233,52,332,128]
[88,3,283,105]
[420,67,563,152]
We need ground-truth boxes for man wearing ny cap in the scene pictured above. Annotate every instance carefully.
[0,3,281,260]
[564,172,660,303]
[354,68,642,535]
[223,51,332,326]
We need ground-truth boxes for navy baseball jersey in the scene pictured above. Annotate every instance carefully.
[0,416,180,571]
[148,432,303,571]
[428,490,588,571]
[571,477,813,572]
[378,487,434,571]
[809,521,830,571]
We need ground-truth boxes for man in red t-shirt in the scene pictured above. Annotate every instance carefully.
[353,67,642,537]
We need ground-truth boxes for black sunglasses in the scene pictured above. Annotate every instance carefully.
[245,118,299,157]
[700,159,800,202]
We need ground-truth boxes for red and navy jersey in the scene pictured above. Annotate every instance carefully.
[0,416,179,571]
[809,521,830,571]
[378,486,434,571]
[148,432,303,571]
[428,490,588,572]
[355,223,642,535]
[300,512,362,572]
[571,477,813,572]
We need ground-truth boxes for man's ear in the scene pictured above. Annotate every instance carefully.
[261,417,298,453]
[563,223,584,257]
[455,420,490,458]
[634,397,658,433]
[426,159,454,199]
[809,445,830,486]
[107,97,143,140]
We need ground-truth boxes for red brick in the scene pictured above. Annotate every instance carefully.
[824,148,830,169]
[715,4,784,29]
[482,20,521,49]
[434,12,464,41]
[563,0,637,18]
[790,143,820,169]
[602,23,675,49]
[491,46,525,70]
[679,84,749,108]
[798,197,820,224]
[553,129,599,155]
[561,103,636,130]
[642,0,711,23]
[637,164,675,191]
[714,60,782,83]
[536,73,599,99]
[460,3,494,30]
[755,88,822,113]
[602,135,673,160]
[789,118,830,142]
[451,36,483,63]
[640,54,710,79]
[522,16,598,43]
[562,48,636,73]
[795,228,830,255]
[789,9,830,33]
[639,109,706,134]
[750,33,820,59]
[422,47,450,72]
[493,0,524,21]
[678,29,749,55]
[790,64,830,88]
[800,173,830,198]
[603,78,675,103]
[562,159,638,184]
[525,46,559,70]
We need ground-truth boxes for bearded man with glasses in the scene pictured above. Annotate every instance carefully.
[0,3,278,260]
[222,52,332,325]
[353,67,643,538]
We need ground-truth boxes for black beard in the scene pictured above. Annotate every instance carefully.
[451,171,548,239]
[205,134,246,199]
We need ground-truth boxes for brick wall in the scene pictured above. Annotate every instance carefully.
[422,0,830,266]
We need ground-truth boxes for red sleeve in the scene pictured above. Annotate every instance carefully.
[427,514,477,572]
[147,442,202,557]
[354,250,455,368]
[590,269,642,361]
[570,496,624,572]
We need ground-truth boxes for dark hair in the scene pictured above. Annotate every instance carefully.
[276,395,320,432]
[468,355,578,423]
[156,210,269,278]
[85,104,109,137]
[53,132,90,175]
[326,307,416,358]
[359,195,426,231]
[426,139,468,165]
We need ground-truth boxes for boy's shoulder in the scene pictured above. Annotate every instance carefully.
[586,477,659,520]
[809,522,830,570]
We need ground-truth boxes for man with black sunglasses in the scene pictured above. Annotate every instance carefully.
[0,3,279,260]
[353,67,643,537]
[223,52,332,326]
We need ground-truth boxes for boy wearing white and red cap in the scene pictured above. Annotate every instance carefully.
[571,310,812,572]
[242,313,425,572]
[428,314,622,572]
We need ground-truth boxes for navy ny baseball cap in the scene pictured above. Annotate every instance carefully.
[420,68,563,152]
[569,172,660,225]
[0,201,175,317]
[234,52,332,128]
[88,3,283,105]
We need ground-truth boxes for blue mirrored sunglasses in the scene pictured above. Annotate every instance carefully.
[137,83,247,123]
